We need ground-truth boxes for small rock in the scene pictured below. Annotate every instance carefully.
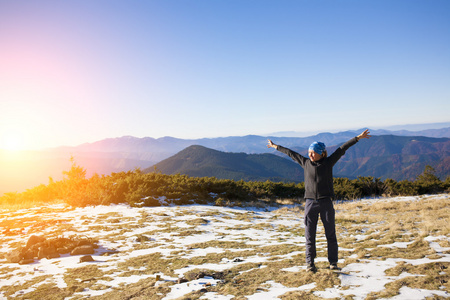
[23,250,35,260]
[57,247,71,254]
[38,246,58,259]
[46,253,60,259]
[79,255,95,263]
[6,249,23,263]
[26,235,46,249]
[177,278,188,284]
[19,259,35,265]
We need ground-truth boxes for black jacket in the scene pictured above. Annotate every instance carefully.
[277,137,358,200]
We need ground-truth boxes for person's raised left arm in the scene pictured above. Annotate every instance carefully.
[342,129,371,150]
[329,129,371,165]
[267,139,278,150]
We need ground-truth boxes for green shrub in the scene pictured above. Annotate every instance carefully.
[383,178,418,196]
[414,165,443,194]
[0,163,447,208]
[333,178,361,200]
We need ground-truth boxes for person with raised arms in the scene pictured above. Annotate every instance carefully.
[267,129,371,272]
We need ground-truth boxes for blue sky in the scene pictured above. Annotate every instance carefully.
[0,0,449,149]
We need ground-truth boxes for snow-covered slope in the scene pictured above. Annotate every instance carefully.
[0,195,449,299]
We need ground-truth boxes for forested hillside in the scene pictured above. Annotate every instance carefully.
[146,145,304,182]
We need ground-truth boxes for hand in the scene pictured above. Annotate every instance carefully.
[267,139,277,149]
[357,129,371,140]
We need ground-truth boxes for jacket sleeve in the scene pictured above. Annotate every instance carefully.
[276,145,308,168]
[329,137,359,166]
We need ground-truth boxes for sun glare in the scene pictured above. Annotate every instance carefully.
[1,132,24,151]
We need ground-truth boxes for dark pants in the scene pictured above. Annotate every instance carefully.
[304,198,338,265]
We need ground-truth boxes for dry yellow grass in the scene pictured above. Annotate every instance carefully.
[335,195,450,236]
[333,195,450,298]
[1,194,449,299]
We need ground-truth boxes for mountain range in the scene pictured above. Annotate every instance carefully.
[1,125,449,195]
[68,126,450,156]
[145,135,450,182]
[268,122,450,138]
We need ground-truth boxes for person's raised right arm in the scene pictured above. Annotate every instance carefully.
[267,139,307,167]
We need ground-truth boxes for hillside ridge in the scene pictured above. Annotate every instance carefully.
[145,136,450,181]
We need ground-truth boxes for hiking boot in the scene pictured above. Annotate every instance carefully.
[307,263,317,272]
[329,263,339,270]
